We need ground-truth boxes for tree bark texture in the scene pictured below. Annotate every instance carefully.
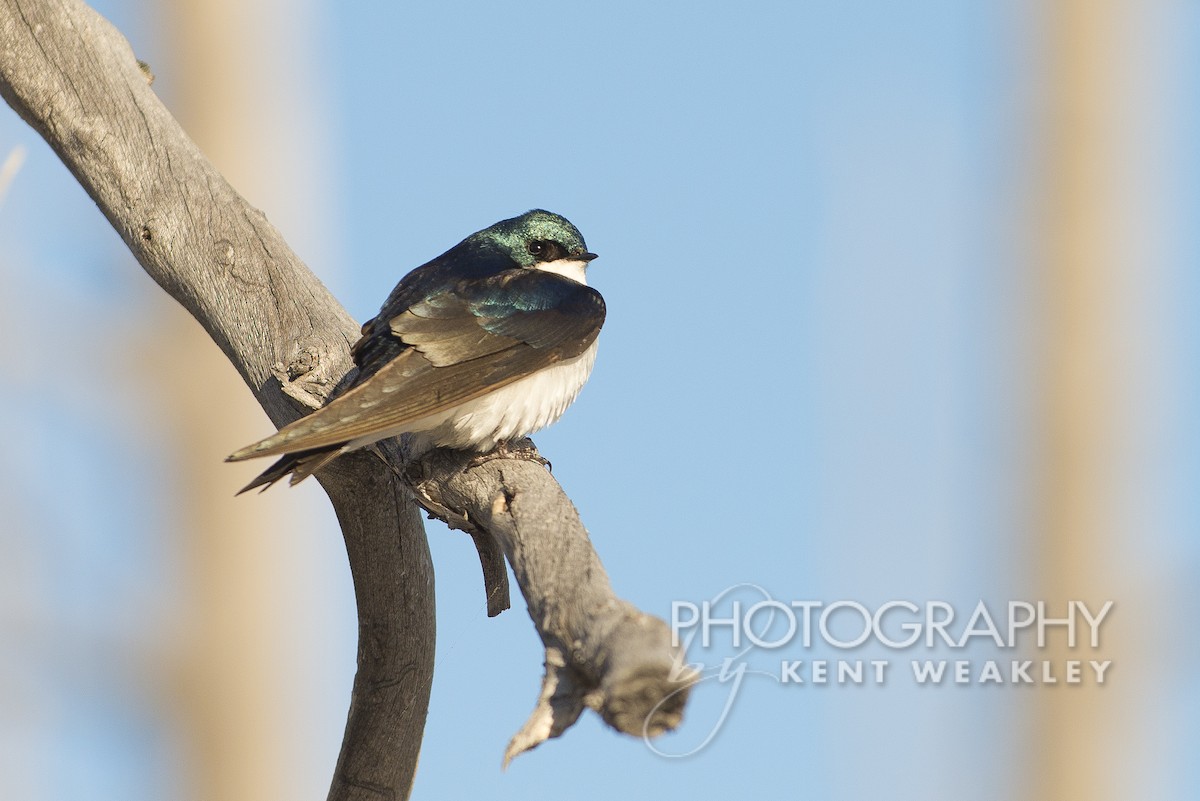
[0,0,692,797]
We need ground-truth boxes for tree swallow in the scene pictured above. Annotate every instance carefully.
[227,209,604,492]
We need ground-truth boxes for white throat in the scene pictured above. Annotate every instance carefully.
[535,258,589,285]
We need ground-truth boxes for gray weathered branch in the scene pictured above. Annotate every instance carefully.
[408,445,694,765]
[0,0,691,794]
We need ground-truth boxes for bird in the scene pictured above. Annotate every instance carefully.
[226,209,605,493]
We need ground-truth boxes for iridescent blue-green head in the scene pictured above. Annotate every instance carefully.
[471,209,598,281]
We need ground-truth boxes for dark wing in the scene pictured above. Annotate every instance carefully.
[227,269,604,462]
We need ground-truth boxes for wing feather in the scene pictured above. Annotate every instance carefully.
[228,270,604,462]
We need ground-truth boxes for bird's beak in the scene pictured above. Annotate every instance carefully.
[579,252,599,263]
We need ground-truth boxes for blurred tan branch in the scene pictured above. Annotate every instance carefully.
[0,144,25,208]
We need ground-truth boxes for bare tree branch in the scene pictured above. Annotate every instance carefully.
[0,0,692,795]
[409,444,694,764]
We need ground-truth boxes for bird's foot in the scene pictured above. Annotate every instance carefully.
[466,439,552,472]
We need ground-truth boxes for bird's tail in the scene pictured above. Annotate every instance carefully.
[234,446,345,495]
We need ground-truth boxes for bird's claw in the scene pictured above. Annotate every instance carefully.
[466,440,552,472]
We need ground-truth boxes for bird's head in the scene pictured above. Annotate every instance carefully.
[475,209,598,284]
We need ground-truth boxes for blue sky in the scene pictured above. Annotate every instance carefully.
[2,1,1198,800]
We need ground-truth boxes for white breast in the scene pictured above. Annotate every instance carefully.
[534,257,590,284]
[364,338,597,454]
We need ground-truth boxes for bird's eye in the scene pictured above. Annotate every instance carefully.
[527,240,568,262]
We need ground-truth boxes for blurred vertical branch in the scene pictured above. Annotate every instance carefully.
[159,0,327,798]
[1032,0,1129,798]
[0,145,25,206]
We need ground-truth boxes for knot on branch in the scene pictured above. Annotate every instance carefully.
[270,345,342,412]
